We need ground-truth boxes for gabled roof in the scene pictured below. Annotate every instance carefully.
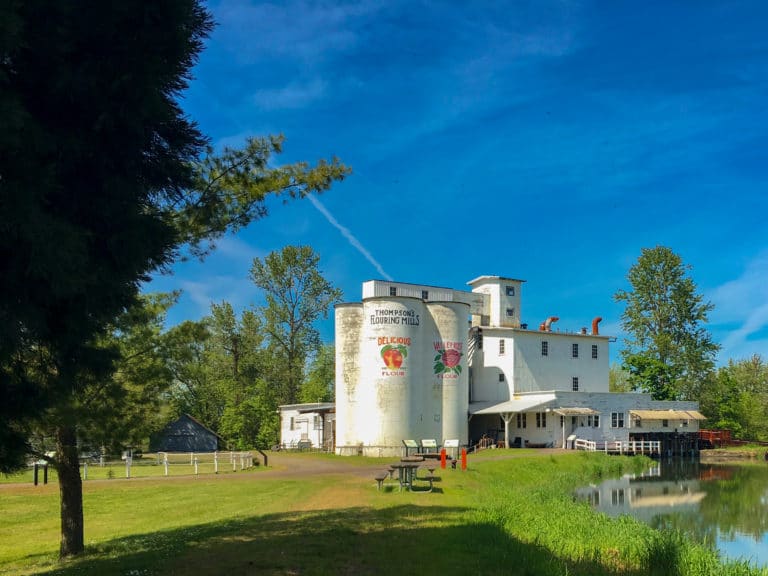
[176,413,225,440]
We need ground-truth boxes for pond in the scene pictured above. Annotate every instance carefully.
[575,459,768,567]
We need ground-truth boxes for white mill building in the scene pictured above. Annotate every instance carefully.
[330,275,705,457]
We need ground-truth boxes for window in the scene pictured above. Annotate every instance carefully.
[587,415,593,427]
[541,341,548,356]
[498,373,505,382]
[682,420,689,428]
[611,412,625,428]
[593,415,600,428]
[506,307,515,317]
[289,417,295,431]
[560,415,565,427]
[662,419,669,427]
[592,344,598,359]
[499,339,505,355]
[536,412,547,428]
[506,285,515,297]
[611,489,625,506]
[572,377,579,391]
[572,343,579,358]
[516,413,527,428]
[314,415,322,430]
[389,286,397,296]
[421,290,429,300]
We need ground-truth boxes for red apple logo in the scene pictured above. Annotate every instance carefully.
[381,344,407,369]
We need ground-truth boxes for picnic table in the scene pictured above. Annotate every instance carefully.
[390,462,421,490]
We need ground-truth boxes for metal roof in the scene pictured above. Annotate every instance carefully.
[552,407,600,416]
[470,394,556,415]
[629,409,707,420]
[467,275,527,286]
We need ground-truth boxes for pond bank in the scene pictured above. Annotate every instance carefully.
[700,448,768,463]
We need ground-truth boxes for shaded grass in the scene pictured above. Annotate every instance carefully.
[2,452,766,576]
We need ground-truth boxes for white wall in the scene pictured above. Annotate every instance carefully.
[514,331,609,393]
[471,329,609,400]
[279,408,325,448]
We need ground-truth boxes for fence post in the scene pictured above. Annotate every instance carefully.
[164,456,169,476]
[194,457,198,476]
[214,452,219,474]
[190,452,194,465]
[126,456,131,479]
[232,455,236,472]
[240,453,244,470]
[83,460,88,480]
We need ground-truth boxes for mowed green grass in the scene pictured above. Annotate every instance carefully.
[1,452,766,576]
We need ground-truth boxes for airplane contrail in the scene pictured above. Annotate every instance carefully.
[307,194,393,281]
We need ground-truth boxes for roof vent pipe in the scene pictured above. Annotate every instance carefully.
[592,317,602,335]
[540,316,559,332]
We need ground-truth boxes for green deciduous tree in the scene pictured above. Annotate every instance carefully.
[78,293,179,456]
[608,363,632,393]
[614,246,719,400]
[250,246,342,404]
[300,344,336,403]
[700,355,768,441]
[165,303,281,450]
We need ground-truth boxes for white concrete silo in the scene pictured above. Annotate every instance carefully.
[358,297,427,455]
[427,302,469,445]
[334,303,363,455]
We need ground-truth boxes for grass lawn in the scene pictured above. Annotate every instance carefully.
[1,451,765,576]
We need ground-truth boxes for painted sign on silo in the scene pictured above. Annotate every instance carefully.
[429,302,469,445]
[360,298,426,448]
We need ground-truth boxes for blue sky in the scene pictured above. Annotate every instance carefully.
[148,0,768,365]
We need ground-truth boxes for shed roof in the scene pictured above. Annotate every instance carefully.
[470,394,556,415]
[552,407,599,416]
[629,410,707,420]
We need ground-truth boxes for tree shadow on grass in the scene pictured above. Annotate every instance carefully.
[41,506,685,576]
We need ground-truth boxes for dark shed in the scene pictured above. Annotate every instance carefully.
[150,414,225,452]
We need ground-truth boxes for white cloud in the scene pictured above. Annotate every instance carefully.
[253,78,327,110]
[214,236,265,264]
[179,275,254,316]
[710,251,768,360]
[214,0,382,63]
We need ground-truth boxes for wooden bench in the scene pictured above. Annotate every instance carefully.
[411,473,437,493]
[374,471,389,491]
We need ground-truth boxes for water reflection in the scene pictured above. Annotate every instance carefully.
[576,460,768,567]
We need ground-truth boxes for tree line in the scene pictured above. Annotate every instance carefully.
[33,244,340,460]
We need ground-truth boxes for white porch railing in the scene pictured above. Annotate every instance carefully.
[573,440,661,454]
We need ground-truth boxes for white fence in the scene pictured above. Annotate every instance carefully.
[155,451,254,476]
[573,439,661,455]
